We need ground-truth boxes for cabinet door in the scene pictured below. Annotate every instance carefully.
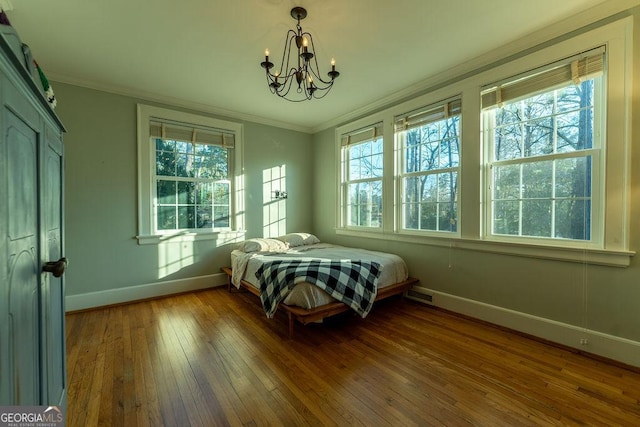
[41,126,66,406]
[3,106,40,404]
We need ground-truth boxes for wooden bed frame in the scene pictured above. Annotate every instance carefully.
[221,266,418,338]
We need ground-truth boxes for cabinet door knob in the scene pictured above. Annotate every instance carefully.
[43,257,68,278]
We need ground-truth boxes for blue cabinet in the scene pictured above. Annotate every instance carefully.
[0,26,66,407]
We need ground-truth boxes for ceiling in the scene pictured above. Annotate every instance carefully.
[6,0,620,132]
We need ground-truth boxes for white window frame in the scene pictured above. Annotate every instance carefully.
[338,121,385,231]
[481,55,604,248]
[136,104,245,245]
[395,97,462,237]
[334,18,633,267]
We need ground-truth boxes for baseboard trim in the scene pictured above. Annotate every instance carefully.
[407,286,640,368]
[65,273,228,312]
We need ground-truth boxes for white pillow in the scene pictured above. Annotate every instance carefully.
[236,238,289,253]
[276,233,320,247]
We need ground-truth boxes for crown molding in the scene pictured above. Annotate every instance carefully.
[48,72,314,134]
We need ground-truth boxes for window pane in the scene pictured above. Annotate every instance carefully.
[522,199,552,237]
[202,147,228,179]
[348,138,383,180]
[178,181,195,204]
[156,150,176,176]
[347,181,382,227]
[555,199,590,240]
[557,110,594,152]
[440,137,459,168]
[213,206,230,228]
[404,202,419,230]
[176,153,194,177]
[438,172,457,203]
[196,206,212,228]
[421,142,439,171]
[403,173,457,232]
[439,202,457,232]
[156,138,175,152]
[405,130,421,173]
[524,117,553,157]
[442,117,460,140]
[349,158,362,180]
[419,202,437,230]
[196,182,212,204]
[157,180,176,204]
[213,182,230,204]
[493,200,520,235]
[404,116,460,173]
[495,124,522,160]
[522,161,552,198]
[157,206,176,230]
[178,206,195,229]
[556,157,591,198]
[494,165,520,200]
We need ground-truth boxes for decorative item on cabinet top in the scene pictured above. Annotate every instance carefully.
[0,9,57,109]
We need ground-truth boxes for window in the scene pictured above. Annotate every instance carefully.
[152,121,234,231]
[340,124,384,228]
[482,48,603,245]
[334,19,631,265]
[137,105,244,244]
[395,99,461,233]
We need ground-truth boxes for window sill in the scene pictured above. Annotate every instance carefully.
[136,230,246,245]
[335,229,634,267]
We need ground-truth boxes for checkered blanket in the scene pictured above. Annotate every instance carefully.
[255,259,382,318]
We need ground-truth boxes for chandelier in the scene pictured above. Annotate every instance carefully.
[260,7,340,102]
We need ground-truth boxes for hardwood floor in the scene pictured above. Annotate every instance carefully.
[65,287,640,426]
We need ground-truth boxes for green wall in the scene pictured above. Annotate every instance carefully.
[54,82,313,300]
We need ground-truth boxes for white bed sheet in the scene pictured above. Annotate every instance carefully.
[231,243,409,309]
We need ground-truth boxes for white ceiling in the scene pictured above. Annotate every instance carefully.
[6,0,623,132]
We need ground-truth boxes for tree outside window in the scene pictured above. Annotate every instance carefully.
[342,133,383,228]
[396,99,461,233]
[487,79,597,241]
[154,138,231,231]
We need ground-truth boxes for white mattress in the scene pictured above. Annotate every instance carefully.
[230,243,409,309]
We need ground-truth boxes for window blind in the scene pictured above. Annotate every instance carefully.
[340,123,384,147]
[150,119,235,148]
[394,98,462,132]
[481,46,605,110]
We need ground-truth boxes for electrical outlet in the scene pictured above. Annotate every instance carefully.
[580,338,589,345]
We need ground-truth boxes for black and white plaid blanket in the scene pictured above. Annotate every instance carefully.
[255,259,382,318]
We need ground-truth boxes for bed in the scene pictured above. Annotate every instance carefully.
[222,233,419,337]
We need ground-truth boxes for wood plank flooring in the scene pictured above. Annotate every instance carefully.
[65,287,640,426]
